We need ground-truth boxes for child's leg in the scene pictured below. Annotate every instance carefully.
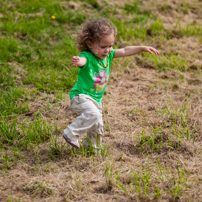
[63,94,103,146]
[83,113,103,149]
[83,132,103,149]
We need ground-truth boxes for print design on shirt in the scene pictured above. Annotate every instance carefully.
[92,70,107,95]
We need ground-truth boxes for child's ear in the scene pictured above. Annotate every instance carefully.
[86,40,92,49]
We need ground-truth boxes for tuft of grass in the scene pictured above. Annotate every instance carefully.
[71,141,110,158]
[144,53,190,72]
[135,127,164,153]
[0,87,29,116]
[124,2,139,13]
[0,65,16,87]
[0,36,19,62]
[0,116,53,150]
[114,161,197,200]
[134,99,199,154]
[23,180,54,198]
[104,159,114,189]
[147,18,164,36]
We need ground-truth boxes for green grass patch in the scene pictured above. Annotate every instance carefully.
[0,86,29,116]
[0,36,19,62]
[0,116,53,150]
[144,53,190,72]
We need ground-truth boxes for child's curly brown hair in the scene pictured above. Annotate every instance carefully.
[75,19,117,52]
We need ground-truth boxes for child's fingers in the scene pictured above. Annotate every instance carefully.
[156,50,160,54]
[72,61,78,66]
[71,56,80,66]
[72,56,79,61]
[149,48,160,55]
[72,56,79,60]
[152,48,160,55]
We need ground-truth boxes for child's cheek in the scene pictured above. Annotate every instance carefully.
[92,47,98,55]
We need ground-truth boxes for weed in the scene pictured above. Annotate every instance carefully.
[135,127,163,153]
[145,53,190,72]
[81,0,100,9]
[159,99,198,143]
[104,120,111,135]
[48,136,67,158]
[71,141,110,158]
[0,150,14,170]
[24,181,54,198]
[20,117,52,149]
[0,117,19,145]
[0,115,53,151]
[124,2,139,13]
[78,143,97,157]
[147,18,164,36]
[0,36,19,62]
[114,160,197,200]
[116,175,128,193]
[171,19,202,40]
[0,65,16,87]
[0,87,29,116]
[104,159,114,188]
[114,167,154,199]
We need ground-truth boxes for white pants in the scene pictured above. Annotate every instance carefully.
[63,94,104,148]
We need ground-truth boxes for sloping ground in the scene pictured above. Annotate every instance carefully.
[1,63,201,201]
[1,0,202,201]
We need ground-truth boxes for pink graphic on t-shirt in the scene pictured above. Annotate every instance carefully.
[92,71,107,89]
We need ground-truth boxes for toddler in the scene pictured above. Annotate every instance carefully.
[63,19,160,149]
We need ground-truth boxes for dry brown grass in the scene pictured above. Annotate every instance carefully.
[1,0,202,201]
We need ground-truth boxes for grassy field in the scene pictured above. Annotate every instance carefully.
[0,0,202,201]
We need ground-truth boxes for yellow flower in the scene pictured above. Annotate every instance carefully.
[51,16,55,19]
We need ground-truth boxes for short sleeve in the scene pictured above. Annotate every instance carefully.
[79,52,89,68]
[108,48,115,61]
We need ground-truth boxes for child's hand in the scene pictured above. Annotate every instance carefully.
[143,46,160,55]
[71,56,80,66]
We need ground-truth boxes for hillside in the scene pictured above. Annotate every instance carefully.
[0,0,202,201]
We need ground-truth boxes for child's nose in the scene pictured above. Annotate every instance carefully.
[105,48,109,52]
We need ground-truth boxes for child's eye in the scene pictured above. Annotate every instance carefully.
[101,45,112,49]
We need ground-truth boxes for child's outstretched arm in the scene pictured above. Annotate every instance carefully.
[114,46,160,58]
[71,56,87,67]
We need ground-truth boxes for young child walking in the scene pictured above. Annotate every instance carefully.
[63,19,160,149]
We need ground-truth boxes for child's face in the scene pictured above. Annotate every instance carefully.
[88,34,115,59]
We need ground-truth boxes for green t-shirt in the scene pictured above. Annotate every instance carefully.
[69,49,115,105]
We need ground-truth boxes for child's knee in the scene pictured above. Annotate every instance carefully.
[85,110,102,121]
